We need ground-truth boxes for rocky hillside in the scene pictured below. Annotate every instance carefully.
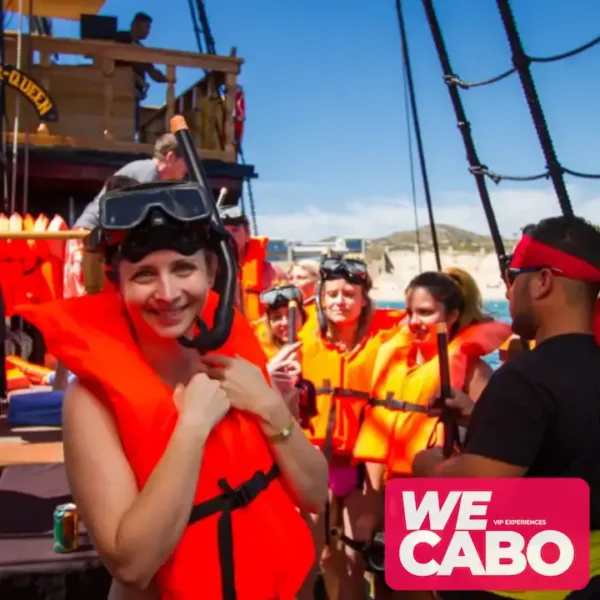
[368,224,516,254]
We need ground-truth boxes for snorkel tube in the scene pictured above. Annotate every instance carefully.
[431,322,462,458]
[287,296,318,428]
[170,116,237,353]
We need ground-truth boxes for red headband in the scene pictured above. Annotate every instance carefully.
[510,234,600,283]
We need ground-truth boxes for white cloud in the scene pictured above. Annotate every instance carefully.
[252,184,600,242]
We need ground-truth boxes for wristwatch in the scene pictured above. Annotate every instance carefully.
[266,418,295,443]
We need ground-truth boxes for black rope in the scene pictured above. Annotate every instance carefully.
[470,165,549,185]
[562,167,600,180]
[443,29,600,90]
[187,0,204,54]
[442,32,600,91]
[403,69,422,272]
[238,147,259,236]
[495,0,573,217]
[421,0,508,276]
[444,68,516,90]
[473,165,600,184]
[530,34,600,63]
[396,0,441,270]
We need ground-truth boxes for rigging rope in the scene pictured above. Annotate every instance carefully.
[403,69,422,272]
[442,34,600,90]
[495,0,573,217]
[9,0,23,214]
[421,0,508,276]
[395,0,440,271]
[432,1,600,201]
[188,1,259,234]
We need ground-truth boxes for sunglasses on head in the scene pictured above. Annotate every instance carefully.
[320,257,368,281]
[260,285,303,307]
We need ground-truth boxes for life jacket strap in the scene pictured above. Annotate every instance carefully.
[315,384,371,401]
[369,391,428,414]
[188,463,280,600]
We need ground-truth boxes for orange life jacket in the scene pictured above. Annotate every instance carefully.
[353,321,511,476]
[16,290,314,600]
[299,309,405,457]
[0,213,68,315]
[241,236,269,322]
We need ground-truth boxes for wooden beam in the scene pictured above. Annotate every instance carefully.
[4,33,244,74]
[6,132,237,163]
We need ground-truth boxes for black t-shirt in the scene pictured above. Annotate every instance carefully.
[465,333,600,528]
[114,31,150,88]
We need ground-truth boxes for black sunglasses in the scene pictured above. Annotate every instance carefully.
[505,265,562,286]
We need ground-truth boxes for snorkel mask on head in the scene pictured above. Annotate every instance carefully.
[91,116,237,355]
[316,255,369,334]
[259,284,304,310]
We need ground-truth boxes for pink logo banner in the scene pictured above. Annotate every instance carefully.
[385,478,589,591]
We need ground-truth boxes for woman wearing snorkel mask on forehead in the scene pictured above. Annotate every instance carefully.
[298,255,405,600]
[354,269,511,512]
[253,283,307,416]
[17,180,328,600]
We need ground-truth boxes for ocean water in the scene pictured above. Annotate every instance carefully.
[376,300,510,369]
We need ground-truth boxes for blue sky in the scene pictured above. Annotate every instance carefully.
[15,0,600,240]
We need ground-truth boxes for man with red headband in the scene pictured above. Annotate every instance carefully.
[412,215,600,598]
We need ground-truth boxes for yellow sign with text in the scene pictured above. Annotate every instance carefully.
[0,65,58,122]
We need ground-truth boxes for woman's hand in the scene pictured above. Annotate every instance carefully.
[267,342,302,376]
[173,373,230,435]
[201,354,283,422]
[428,387,475,427]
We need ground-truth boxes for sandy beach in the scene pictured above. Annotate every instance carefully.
[368,249,507,303]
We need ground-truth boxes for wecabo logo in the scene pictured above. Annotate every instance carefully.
[385,478,589,591]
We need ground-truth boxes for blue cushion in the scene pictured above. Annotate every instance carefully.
[7,391,64,427]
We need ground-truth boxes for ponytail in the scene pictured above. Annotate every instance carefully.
[443,266,491,331]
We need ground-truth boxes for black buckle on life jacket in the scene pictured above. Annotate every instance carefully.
[188,463,279,600]
[219,468,269,509]
[369,391,428,413]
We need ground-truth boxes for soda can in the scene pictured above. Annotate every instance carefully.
[53,503,79,553]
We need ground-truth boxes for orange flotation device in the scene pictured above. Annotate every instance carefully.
[16,289,313,600]
[6,355,54,385]
[241,236,269,322]
[353,320,511,476]
[6,365,31,391]
[0,212,68,315]
[299,308,405,457]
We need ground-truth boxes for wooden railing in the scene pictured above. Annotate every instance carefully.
[2,32,242,162]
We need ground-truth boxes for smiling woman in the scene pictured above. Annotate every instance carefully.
[118,248,216,341]
[17,178,328,600]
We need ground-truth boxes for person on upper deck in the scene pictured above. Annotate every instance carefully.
[74,134,186,231]
[413,215,600,599]
[115,12,168,135]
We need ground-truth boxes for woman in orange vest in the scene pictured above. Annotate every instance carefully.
[253,283,308,410]
[354,267,511,488]
[299,256,404,600]
[17,181,328,600]
[253,283,307,361]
